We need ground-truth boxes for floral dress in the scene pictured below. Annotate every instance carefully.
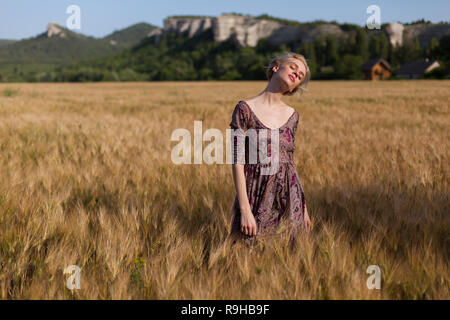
[228,100,306,246]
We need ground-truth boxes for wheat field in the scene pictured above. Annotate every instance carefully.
[0,80,448,299]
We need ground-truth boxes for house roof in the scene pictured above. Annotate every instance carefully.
[396,60,439,75]
[360,58,392,71]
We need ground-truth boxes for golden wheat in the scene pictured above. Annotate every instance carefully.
[0,80,448,299]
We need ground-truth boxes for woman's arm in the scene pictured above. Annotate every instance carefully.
[232,164,250,211]
[232,163,257,236]
[229,102,256,236]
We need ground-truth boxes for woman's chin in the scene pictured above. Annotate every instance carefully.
[278,79,291,91]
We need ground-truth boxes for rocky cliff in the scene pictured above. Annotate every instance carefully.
[154,14,348,47]
[403,23,450,48]
[47,22,67,38]
[43,22,86,40]
[164,17,213,38]
[147,14,450,50]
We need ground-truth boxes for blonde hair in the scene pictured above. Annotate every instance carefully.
[265,52,311,99]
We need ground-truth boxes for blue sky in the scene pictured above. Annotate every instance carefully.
[1,0,449,40]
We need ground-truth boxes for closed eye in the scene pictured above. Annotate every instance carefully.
[291,64,299,78]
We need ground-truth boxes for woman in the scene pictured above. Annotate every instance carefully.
[228,52,311,249]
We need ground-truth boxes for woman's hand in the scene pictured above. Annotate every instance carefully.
[240,207,257,236]
[303,206,311,232]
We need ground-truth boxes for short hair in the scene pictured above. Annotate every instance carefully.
[265,52,311,99]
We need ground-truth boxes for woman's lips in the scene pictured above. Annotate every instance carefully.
[289,74,295,82]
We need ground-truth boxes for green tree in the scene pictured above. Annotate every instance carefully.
[220,69,241,80]
[214,52,235,78]
[368,35,380,58]
[379,32,389,60]
[335,54,364,79]
[397,36,423,63]
[435,35,450,63]
[302,42,316,63]
[199,67,213,80]
[313,36,326,66]
[355,28,369,60]
[425,37,439,59]
[325,35,338,65]
[412,37,422,60]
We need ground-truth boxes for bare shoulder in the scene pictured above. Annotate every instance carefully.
[286,105,296,113]
[282,103,297,116]
[243,98,257,106]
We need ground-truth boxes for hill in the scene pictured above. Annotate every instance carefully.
[103,22,159,48]
[0,22,157,81]
[0,39,17,47]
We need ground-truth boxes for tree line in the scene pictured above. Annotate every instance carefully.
[5,26,450,82]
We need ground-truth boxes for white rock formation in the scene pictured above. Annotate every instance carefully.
[164,17,213,38]
[213,14,282,47]
[155,15,450,49]
[47,22,66,38]
[385,23,404,47]
[147,28,163,42]
[160,14,347,48]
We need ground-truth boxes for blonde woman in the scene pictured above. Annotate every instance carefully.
[229,52,311,249]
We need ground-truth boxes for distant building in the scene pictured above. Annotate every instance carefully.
[395,59,441,79]
[360,58,392,80]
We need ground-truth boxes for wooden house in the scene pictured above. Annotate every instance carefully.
[360,58,392,80]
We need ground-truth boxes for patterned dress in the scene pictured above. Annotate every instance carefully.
[229,100,306,247]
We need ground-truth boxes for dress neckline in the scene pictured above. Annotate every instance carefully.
[239,100,296,130]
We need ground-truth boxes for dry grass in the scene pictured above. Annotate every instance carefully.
[0,80,448,299]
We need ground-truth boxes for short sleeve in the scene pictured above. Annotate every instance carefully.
[229,102,248,131]
[229,103,248,164]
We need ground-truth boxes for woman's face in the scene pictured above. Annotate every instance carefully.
[273,58,307,93]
